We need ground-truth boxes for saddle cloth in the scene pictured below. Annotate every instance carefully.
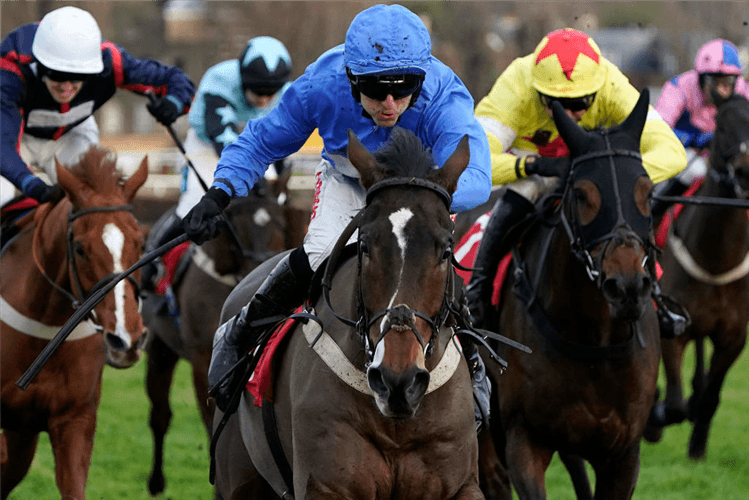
[455,213,513,307]
[246,306,304,407]
[155,242,190,295]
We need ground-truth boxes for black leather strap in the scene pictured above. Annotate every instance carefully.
[263,401,295,498]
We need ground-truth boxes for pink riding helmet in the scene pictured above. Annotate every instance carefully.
[694,39,742,75]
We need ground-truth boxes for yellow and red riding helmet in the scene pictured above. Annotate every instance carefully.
[531,28,604,98]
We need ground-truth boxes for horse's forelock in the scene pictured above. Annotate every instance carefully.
[67,146,124,195]
[374,128,436,180]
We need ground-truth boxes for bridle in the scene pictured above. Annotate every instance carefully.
[322,176,455,362]
[557,130,654,287]
[33,204,137,311]
[712,139,749,199]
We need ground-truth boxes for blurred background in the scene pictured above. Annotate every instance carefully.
[3,1,749,221]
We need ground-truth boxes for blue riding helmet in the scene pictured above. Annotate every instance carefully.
[344,4,431,76]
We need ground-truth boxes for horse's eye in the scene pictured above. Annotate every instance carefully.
[73,241,86,258]
[441,245,452,261]
[359,238,369,255]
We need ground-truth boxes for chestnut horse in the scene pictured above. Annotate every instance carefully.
[141,175,308,496]
[644,94,749,459]
[1,146,148,500]
[213,128,484,499]
[482,91,661,499]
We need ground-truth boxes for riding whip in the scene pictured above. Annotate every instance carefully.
[16,234,189,390]
[146,92,250,253]
[147,91,210,192]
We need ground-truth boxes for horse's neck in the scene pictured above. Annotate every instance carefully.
[679,176,749,269]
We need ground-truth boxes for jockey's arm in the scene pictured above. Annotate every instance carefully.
[640,116,688,184]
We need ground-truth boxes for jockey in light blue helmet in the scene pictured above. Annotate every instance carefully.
[239,36,292,106]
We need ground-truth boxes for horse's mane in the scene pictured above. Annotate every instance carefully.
[66,146,124,195]
[373,127,436,179]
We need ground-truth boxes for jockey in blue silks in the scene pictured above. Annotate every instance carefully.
[182,4,493,427]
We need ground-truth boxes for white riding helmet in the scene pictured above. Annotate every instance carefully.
[32,6,104,75]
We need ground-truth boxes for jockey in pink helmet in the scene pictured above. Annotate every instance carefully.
[652,39,749,218]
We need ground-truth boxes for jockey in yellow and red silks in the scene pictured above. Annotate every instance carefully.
[465,28,687,334]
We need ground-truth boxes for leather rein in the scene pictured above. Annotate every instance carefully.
[319,176,530,368]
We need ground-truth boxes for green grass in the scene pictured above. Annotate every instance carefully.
[6,337,749,499]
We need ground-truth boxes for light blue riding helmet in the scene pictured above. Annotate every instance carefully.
[344,4,431,76]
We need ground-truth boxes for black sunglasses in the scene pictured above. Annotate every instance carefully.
[350,73,423,101]
[540,93,595,112]
[38,65,87,83]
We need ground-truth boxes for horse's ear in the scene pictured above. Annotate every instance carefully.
[433,135,469,193]
[123,155,149,202]
[617,88,649,142]
[551,102,588,156]
[55,157,81,195]
[347,129,382,189]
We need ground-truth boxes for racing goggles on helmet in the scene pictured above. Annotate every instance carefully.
[349,72,423,101]
[38,64,87,83]
[539,93,596,112]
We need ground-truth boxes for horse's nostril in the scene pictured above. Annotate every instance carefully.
[602,278,623,300]
[641,275,652,295]
[367,367,387,396]
[105,332,128,352]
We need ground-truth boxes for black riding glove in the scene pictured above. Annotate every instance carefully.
[183,187,231,245]
[523,155,571,178]
[26,179,65,204]
[147,95,181,126]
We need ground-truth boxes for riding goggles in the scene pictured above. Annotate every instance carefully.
[38,64,88,83]
[539,93,596,112]
[350,73,423,101]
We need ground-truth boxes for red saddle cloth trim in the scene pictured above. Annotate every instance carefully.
[155,241,190,295]
[455,215,514,308]
[2,198,39,215]
[246,306,303,407]
[655,177,704,248]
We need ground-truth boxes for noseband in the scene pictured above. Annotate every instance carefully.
[322,176,454,362]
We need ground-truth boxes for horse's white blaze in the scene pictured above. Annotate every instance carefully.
[379,208,414,337]
[387,207,412,301]
[102,223,130,344]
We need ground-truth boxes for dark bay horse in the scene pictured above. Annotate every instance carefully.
[482,91,661,500]
[141,174,308,496]
[1,146,148,500]
[644,94,749,459]
[213,128,484,499]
